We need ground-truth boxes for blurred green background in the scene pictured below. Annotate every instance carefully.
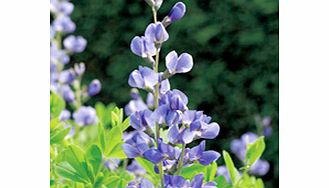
[69,0,278,187]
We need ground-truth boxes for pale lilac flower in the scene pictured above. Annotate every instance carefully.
[53,15,76,33]
[127,178,154,188]
[59,109,71,121]
[59,69,76,84]
[50,0,74,15]
[64,35,87,53]
[73,106,98,126]
[128,66,158,90]
[122,131,154,158]
[249,159,270,176]
[165,51,193,74]
[217,166,231,183]
[61,85,75,103]
[145,22,169,43]
[130,109,155,131]
[130,36,157,58]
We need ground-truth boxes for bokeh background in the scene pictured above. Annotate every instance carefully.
[69,0,278,187]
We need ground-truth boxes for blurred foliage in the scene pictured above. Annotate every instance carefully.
[69,0,278,187]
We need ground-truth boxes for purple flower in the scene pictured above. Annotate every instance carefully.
[125,98,148,116]
[50,43,70,64]
[145,22,169,43]
[166,51,193,74]
[168,2,186,22]
[130,36,156,58]
[122,131,154,158]
[249,159,270,176]
[73,106,98,126]
[164,174,216,188]
[143,139,180,164]
[186,140,220,165]
[159,89,188,111]
[127,178,154,188]
[180,110,220,144]
[53,15,76,33]
[50,25,55,39]
[128,66,159,90]
[87,79,102,97]
[127,160,146,176]
[50,0,74,15]
[159,78,171,94]
[64,35,87,53]
[153,105,181,127]
[59,69,76,84]
[61,85,75,103]
[130,109,155,131]
[217,166,231,183]
[59,109,71,121]
[104,158,120,171]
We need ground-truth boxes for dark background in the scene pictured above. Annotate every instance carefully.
[69,0,278,187]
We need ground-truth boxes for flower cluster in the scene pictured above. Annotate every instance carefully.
[123,1,220,187]
[50,0,101,126]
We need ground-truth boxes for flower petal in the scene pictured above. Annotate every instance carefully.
[199,151,220,166]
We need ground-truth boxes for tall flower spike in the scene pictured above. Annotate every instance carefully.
[166,51,193,74]
[145,22,169,44]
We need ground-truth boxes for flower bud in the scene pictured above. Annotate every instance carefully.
[64,35,87,53]
[144,0,163,11]
[61,85,75,103]
[87,79,101,96]
[168,2,186,22]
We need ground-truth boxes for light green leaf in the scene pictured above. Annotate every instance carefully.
[205,162,217,181]
[214,175,231,188]
[50,125,70,145]
[135,157,159,185]
[55,161,89,183]
[245,136,266,167]
[120,117,130,132]
[255,178,264,188]
[105,126,125,159]
[86,144,103,175]
[107,143,126,159]
[223,150,240,184]
[181,163,207,180]
[98,123,106,151]
[50,92,65,118]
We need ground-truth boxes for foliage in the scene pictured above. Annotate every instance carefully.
[70,0,278,186]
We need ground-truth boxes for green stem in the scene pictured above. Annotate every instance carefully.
[151,8,164,188]
[176,143,186,175]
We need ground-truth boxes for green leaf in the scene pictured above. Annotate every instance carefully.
[105,126,126,159]
[107,143,126,159]
[214,175,231,188]
[55,161,89,183]
[120,117,130,132]
[50,122,70,145]
[135,157,159,185]
[56,145,92,183]
[50,92,65,118]
[245,136,266,167]
[86,144,103,176]
[223,150,240,184]
[181,163,207,180]
[104,170,133,188]
[98,123,106,151]
[255,178,264,188]
[205,162,217,181]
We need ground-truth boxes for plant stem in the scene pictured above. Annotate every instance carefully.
[176,143,186,175]
[152,8,164,188]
